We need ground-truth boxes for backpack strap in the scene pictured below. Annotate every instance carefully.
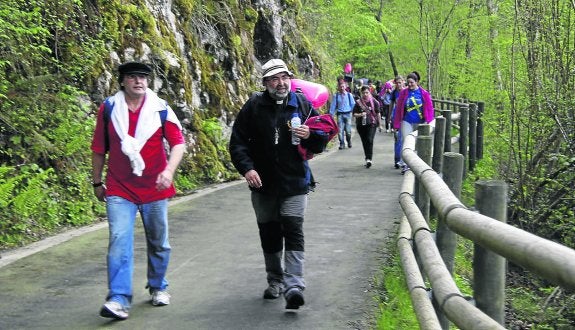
[294,92,312,122]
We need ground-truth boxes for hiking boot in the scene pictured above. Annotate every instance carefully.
[99,301,129,320]
[151,290,171,306]
[263,282,284,299]
[284,287,305,309]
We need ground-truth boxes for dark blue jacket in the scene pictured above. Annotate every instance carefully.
[229,91,324,196]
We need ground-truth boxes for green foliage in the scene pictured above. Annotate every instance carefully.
[374,252,418,329]
[301,0,389,80]
[508,285,575,329]
[0,164,99,248]
[461,154,499,206]
[453,240,474,297]
[202,117,223,142]
[0,0,114,249]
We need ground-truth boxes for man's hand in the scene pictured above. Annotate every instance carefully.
[94,185,106,201]
[156,168,174,191]
[244,169,262,188]
[292,124,310,140]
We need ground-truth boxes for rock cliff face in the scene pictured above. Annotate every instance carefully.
[0,0,322,247]
[92,0,319,184]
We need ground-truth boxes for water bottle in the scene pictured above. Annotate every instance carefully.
[361,111,367,126]
[291,113,301,145]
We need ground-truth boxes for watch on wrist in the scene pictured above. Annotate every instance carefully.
[92,182,104,188]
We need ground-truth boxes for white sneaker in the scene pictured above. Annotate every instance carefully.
[99,301,129,320]
[151,290,171,306]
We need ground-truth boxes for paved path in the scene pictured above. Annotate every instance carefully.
[0,129,404,330]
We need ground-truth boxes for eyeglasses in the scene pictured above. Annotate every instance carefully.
[126,74,148,80]
[266,74,291,84]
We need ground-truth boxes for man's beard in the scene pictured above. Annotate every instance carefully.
[267,82,290,100]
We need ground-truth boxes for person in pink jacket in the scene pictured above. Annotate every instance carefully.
[392,71,435,173]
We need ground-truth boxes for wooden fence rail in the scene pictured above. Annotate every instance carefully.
[397,107,575,329]
[432,98,484,174]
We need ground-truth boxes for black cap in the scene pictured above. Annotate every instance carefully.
[118,62,152,75]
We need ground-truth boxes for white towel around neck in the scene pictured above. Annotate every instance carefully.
[109,88,181,176]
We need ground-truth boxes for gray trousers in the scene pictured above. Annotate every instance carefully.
[251,192,307,291]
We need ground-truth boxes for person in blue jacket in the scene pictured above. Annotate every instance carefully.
[329,80,356,149]
[229,59,326,310]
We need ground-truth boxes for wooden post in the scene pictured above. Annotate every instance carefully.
[477,102,484,159]
[474,181,507,326]
[442,110,452,153]
[415,125,432,223]
[458,105,468,178]
[432,153,463,330]
[469,103,477,172]
[436,152,463,275]
[430,116,446,219]
[432,117,446,173]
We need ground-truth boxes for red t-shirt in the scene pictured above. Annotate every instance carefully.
[91,102,185,204]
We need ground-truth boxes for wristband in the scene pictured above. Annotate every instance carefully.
[92,182,104,188]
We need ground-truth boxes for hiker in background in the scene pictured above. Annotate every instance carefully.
[375,80,383,95]
[353,79,364,99]
[229,58,326,310]
[390,75,406,169]
[353,85,381,168]
[336,76,351,93]
[378,80,394,133]
[392,71,435,174]
[329,80,356,149]
[91,61,186,320]
[367,79,377,95]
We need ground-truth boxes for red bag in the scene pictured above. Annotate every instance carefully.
[297,114,339,160]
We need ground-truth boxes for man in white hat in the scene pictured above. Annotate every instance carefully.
[229,59,326,309]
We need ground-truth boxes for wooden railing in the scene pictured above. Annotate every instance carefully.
[432,98,484,174]
[397,101,575,329]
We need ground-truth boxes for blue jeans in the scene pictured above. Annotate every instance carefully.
[399,120,420,166]
[337,112,352,147]
[105,196,171,307]
[394,130,402,164]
